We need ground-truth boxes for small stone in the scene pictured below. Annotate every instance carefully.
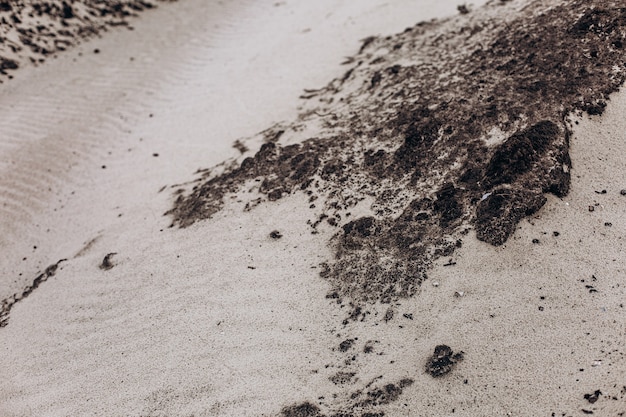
[620,189,626,196]
[99,253,117,270]
[588,205,595,212]
[454,291,464,297]
[432,281,440,287]
[425,345,464,377]
[584,390,602,404]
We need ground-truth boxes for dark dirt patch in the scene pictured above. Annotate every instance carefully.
[168,0,626,308]
[281,377,412,417]
[0,259,66,327]
[426,345,464,377]
[270,230,283,239]
[475,188,546,245]
[233,139,249,154]
[482,121,561,189]
[339,338,356,352]
[329,371,356,385]
[99,252,117,270]
[584,390,602,404]
[354,379,414,408]
[0,56,18,73]
[281,402,322,417]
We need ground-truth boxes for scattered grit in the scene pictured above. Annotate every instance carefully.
[168,0,626,309]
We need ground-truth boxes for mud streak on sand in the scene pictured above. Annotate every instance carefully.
[169,0,626,309]
[0,259,65,327]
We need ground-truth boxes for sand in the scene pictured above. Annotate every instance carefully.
[1,0,625,416]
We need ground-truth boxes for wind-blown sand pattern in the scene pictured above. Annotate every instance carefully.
[1,0,625,416]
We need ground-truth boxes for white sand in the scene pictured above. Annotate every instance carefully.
[1,0,624,416]
[0,0,479,301]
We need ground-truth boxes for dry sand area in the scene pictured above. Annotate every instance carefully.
[1,0,625,416]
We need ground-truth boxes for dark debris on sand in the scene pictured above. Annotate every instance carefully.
[99,252,117,270]
[0,0,176,80]
[425,344,464,377]
[280,378,413,417]
[168,0,626,308]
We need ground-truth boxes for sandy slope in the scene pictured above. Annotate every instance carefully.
[1,0,624,416]
[0,0,477,303]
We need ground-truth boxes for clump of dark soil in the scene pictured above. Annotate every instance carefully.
[0,0,176,81]
[475,188,547,245]
[168,0,626,308]
[99,252,117,270]
[482,121,562,189]
[426,345,464,377]
[281,402,322,417]
[0,57,18,73]
[584,390,602,404]
[338,338,356,352]
[280,378,413,417]
[0,259,66,327]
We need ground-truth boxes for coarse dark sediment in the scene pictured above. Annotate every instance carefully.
[0,0,176,80]
[168,0,626,317]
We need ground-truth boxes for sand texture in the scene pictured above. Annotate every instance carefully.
[0,0,177,81]
[0,0,625,416]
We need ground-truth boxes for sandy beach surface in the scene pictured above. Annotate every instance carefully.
[1,0,625,416]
